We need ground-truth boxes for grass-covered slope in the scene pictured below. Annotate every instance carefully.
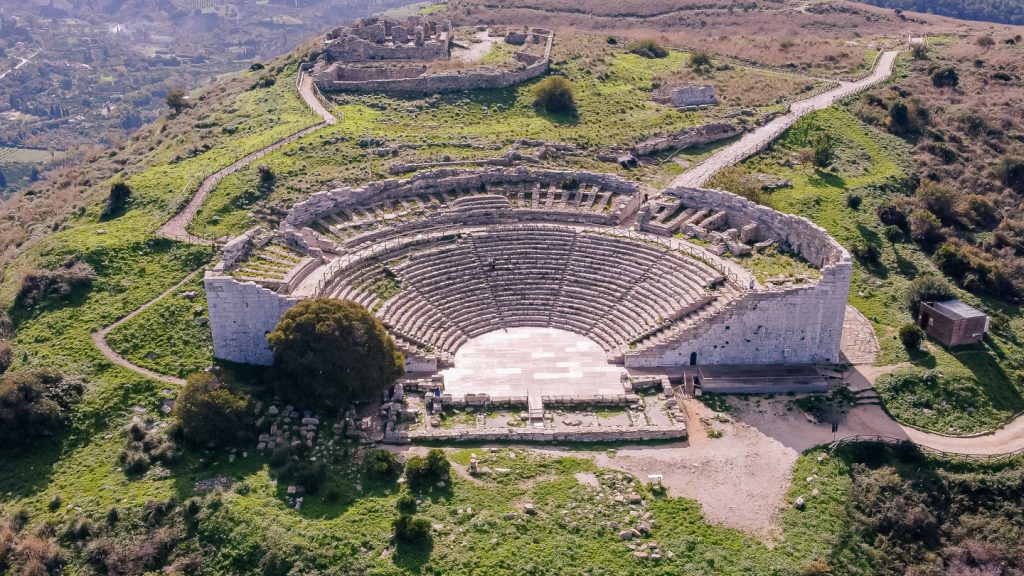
[717,102,1024,434]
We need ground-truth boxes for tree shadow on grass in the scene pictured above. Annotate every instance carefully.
[892,243,918,278]
[809,169,847,190]
[392,538,434,573]
[950,345,1024,412]
[534,107,579,127]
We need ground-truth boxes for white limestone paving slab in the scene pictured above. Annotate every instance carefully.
[441,327,625,398]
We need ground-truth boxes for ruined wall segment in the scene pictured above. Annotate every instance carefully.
[628,184,851,367]
[204,270,299,365]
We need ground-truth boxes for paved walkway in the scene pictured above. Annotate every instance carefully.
[670,50,899,188]
[156,72,336,244]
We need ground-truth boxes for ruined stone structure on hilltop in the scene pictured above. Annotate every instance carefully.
[310,22,554,95]
[652,84,719,109]
[322,16,453,62]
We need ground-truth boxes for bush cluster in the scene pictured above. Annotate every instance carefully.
[0,368,82,448]
[532,76,577,115]
[15,258,96,309]
[172,372,251,448]
[392,514,431,545]
[404,449,450,491]
[120,420,180,475]
[364,449,402,483]
[626,39,668,59]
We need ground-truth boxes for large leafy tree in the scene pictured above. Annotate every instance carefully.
[267,299,404,409]
[173,372,251,447]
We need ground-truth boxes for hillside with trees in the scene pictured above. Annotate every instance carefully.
[855,0,1024,25]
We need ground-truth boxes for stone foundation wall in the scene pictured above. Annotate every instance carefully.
[399,426,686,444]
[315,57,549,95]
[205,271,299,365]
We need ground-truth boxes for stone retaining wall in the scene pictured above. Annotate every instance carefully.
[634,122,740,156]
[628,184,851,367]
[625,264,849,367]
[398,426,687,444]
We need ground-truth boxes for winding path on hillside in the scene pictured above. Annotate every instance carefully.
[91,269,204,386]
[155,72,337,244]
[671,50,900,188]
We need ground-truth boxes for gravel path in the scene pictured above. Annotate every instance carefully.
[155,72,336,244]
[91,268,205,386]
[670,50,900,188]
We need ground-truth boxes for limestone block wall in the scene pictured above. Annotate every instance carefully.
[205,271,299,365]
[625,262,851,367]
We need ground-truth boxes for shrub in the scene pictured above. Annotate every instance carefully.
[267,299,404,410]
[396,493,416,513]
[877,203,908,230]
[846,193,862,210]
[626,39,668,59]
[908,209,944,246]
[959,194,999,228]
[851,242,881,264]
[249,62,265,71]
[404,448,450,490]
[930,67,959,88]
[0,341,12,374]
[364,449,402,482]
[994,156,1024,194]
[258,164,275,185]
[393,515,431,544]
[100,181,132,221]
[254,73,276,89]
[905,275,954,314]
[532,76,576,115]
[977,35,996,48]
[914,182,957,224]
[0,369,82,448]
[899,324,925,350]
[15,258,96,309]
[884,225,904,243]
[173,373,251,447]
[165,89,190,114]
[690,50,712,69]
[811,135,835,168]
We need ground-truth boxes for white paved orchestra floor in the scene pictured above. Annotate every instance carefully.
[440,327,626,398]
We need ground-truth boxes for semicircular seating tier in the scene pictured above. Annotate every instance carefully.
[323,224,738,362]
